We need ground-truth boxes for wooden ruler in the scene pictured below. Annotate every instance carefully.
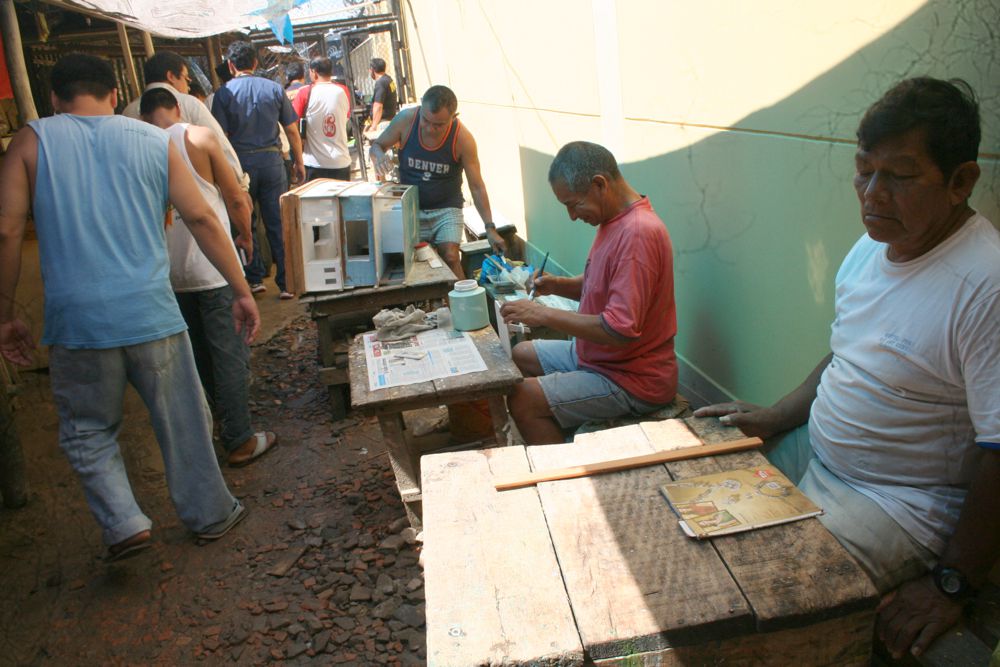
[494,437,763,491]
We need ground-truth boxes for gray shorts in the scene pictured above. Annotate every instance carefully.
[418,207,464,245]
[534,339,663,429]
[766,424,937,593]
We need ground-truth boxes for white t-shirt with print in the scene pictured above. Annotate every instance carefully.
[809,212,1000,555]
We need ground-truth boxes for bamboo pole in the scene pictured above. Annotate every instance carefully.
[116,22,139,99]
[141,31,154,58]
[205,36,220,89]
[0,0,38,123]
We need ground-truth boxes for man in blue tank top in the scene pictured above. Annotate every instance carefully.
[0,54,259,561]
[370,85,506,278]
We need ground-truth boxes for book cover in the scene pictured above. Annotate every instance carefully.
[660,465,823,539]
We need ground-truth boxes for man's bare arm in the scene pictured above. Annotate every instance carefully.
[694,353,833,438]
[190,126,253,249]
[458,129,506,254]
[167,142,260,342]
[368,108,411,179]
[0,128,37,365]
[283,122,305,184]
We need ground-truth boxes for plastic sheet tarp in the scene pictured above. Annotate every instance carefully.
[53,0,346,40]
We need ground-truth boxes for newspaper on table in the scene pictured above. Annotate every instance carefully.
[365,329,488,390]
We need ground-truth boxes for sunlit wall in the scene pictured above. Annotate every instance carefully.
[401,0,1000,404]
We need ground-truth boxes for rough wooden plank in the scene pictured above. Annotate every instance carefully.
[666,449,879,632]
[639,419,705,451]
[378,414,419,496]
[593,610,875,666]
[318,366,348,386]
[528,434,753,659]
[422,447,583,666]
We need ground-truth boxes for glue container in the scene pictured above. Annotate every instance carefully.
[448,279,489,331]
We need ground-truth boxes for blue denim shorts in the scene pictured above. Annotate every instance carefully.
[533,339,662,428]
[419,207,464,245]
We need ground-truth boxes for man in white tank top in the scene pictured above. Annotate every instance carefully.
[140,88,277,469]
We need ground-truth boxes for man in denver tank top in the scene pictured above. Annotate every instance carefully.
[0,55,258,560]
[369,85,506,279]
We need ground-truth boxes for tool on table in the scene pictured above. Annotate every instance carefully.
[528,251,550,301]
[494,437,763,491]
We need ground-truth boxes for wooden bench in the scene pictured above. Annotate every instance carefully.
[422,417,879,665]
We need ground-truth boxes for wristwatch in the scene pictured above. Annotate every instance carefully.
[931,564,974,600]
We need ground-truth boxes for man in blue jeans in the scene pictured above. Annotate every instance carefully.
[141,88,277,468]
[0,55,259,560]
[212,41,305,299]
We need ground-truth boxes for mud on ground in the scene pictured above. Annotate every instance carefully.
[0,316,427,666]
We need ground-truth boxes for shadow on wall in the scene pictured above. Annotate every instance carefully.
[518,0,999,406]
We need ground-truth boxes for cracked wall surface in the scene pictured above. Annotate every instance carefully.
[403,0,999,402]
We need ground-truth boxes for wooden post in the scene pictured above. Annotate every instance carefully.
[141,31,154,58]
[0,0,38,123]
[205,36,220,89]
[116,22,139,99]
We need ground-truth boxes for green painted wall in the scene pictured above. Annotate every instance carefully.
[523,1,1000,404]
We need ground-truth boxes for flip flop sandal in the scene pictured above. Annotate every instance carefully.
[228,431,278,468]
[196,502,248,542]
[105,531,152,563]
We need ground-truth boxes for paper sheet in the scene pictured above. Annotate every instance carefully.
[365,329,488,390]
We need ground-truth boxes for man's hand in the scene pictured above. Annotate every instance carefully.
[692,401,784,439]
[234,233,253,262]
[371,147,394,180]
[527,271,556,298]
[291,161,306,185]
[500,300,549,328]
[0,319,35,367]
[486,228,507,256]
[877,575,963,660]
[232,295,261,345]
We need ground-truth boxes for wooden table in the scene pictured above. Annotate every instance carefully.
[300,254,456,418]
[349,326,522,527]
[421,417,879,666]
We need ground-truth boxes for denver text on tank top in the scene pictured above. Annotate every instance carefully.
[398,114,464,210]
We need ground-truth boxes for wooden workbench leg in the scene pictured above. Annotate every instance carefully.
[313,314,336,368]
[487,395,510,446]
[378,413,422,528]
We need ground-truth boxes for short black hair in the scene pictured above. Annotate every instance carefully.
[215,59,233,84]
[370,57,386,74]
[548,141,622,193]
[857,77,981,178]
[286,62,305,82]
[226,41,257,72]
[309,57,332,77]
[139,87,178,117]
[51,53,117,102]
[421,85,457,115]
[143,51,186,85]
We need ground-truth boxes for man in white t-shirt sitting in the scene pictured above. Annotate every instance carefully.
[291,56,352,182]
[696,77,999,660]
[141,88,277,469]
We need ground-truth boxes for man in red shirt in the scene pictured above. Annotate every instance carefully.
[500,141,677,444]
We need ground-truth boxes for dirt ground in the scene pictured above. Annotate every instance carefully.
[0,292,428,666]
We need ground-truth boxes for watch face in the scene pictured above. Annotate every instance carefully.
[941,571,963,595]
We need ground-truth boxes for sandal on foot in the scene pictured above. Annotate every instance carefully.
[196,502,248,542]
[105,529,152,563]
[228,431,277,468]
[279,291,294,300]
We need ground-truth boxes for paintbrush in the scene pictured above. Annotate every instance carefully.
[529,252,550,300]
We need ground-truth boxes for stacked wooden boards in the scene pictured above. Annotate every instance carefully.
[422,417,879,666]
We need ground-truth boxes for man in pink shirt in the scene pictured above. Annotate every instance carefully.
[501,141,677,444]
